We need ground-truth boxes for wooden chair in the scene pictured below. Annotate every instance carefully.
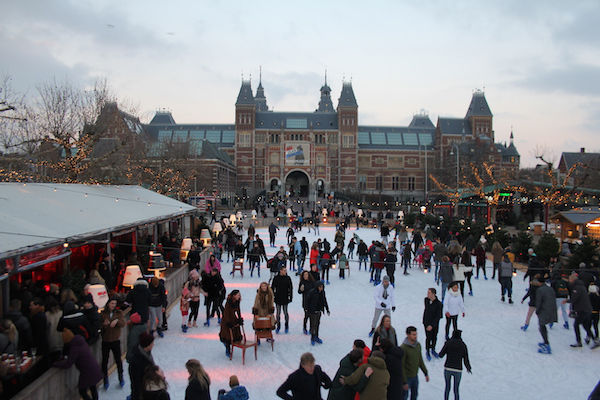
[254,316,275,351]
[232,259,244,277]
[229,325,257,365]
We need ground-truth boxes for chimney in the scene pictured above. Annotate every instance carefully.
[580,147,585,153]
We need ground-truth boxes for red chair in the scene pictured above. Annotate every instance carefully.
[230,325,257,365]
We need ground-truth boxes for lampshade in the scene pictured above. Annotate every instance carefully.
[181,238,193,251]
[88,284,109,309]
[229,214,236,223]
[199,229,212,247]
[212,221,223,233]
[123,265,143,288]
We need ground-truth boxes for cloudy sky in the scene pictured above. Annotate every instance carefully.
[2,0,599,166]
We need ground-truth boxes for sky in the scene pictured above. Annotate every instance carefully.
[1,0,599,167]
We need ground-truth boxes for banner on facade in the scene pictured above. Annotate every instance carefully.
[284,143,310,166]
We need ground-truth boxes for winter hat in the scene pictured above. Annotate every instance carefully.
[230,289,240,297]
[382,276,390,282]
[229,375,239,388]
[139,332,155,348]
[130,312,142,324]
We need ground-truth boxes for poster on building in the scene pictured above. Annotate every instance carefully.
[285,143,310,166]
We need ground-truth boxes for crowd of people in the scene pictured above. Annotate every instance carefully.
[2,198,600,399]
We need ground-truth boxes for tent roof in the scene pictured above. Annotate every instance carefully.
[0,183,195,260]
[551,208,600,225]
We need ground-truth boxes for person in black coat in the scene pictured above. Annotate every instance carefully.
[57,301,94,344]
[272,266,293,333]
[203,269,226,325]
[6,299,33,351]
[81,295,101,344]
[126,278,152,324]
[129,333,156,400]
[306,281,330,345]
[379,338,405,400]
[439,330,471,400]
[185,359,211,400]
[277,352,331,400]
[422,288,443,359]
[298,271,315,335]
[29,298,49,359]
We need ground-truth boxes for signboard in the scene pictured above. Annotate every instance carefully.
[285,143,310,166]
[188,196,215,212]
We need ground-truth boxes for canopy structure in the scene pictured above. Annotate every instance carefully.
[0,183,196,261]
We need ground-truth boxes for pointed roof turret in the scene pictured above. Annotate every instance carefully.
[465,89,492,118]
[337,81,358,109]
[505,130,519,156]
[317,70,334,112]
[236,79,255,106]
[409,111,434,128]
[254,67,269,111]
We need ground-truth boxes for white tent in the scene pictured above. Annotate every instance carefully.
[0,183,196,261]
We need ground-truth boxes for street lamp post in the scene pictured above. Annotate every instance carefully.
[449,144,460,192]
[419,144,428,202]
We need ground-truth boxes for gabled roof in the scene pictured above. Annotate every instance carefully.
[465,91,492,118]
[337,82,358,108]
[559,152,600,171]
[255,111,338,130]
[552,208,600,225]
[236,81,255,106]
[505,142,520,157]
[150,111,176,125]
[437,117,472,135]
[409,114,435,129]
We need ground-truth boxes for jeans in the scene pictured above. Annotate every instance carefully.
[403,376,419,400]
[250,260,260,276]
[424,324,439,352]
[149,306,163,332]
[403,257,411,274]
[441,282,449,302]
[374,268,383,283]
[556,298,568,323]
[444,369,462,400]
[276,304,289,329]
[435,260,441,282]
[101,340,123,379]
[348,248,354,259]
[359,255,368,270]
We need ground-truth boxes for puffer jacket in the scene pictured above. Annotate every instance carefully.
[343,356,390,400]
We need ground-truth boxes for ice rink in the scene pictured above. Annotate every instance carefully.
[103,225,599,399]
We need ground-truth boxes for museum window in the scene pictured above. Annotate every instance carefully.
[342,135,354,148]
[238,133,251,147]
[376,175,383,191]
[392,176,399,190]
[315,134,324,144]
[407,176,415,191]
[270,134,280,144]
[359,175,366,191]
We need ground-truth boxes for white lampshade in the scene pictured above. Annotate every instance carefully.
[88,284,109,309]
[199,229,212,246]
[229,214,236,223]
[212,221,223,233]
[181,238,193,251]
[123,265,143,288]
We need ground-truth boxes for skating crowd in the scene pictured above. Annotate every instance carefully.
[7,199,599,400]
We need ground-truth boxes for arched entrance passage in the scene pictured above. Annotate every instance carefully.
[285,170,310,198]
[270,178,280,192]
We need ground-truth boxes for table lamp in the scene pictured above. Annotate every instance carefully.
[88,284,109,309]
[123,265,143,288]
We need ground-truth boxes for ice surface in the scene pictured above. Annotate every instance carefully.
[102,226,599,399]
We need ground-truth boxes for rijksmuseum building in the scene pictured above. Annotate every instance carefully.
[145,76,520,201]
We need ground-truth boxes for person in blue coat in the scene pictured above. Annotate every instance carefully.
[218,375,249,400]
